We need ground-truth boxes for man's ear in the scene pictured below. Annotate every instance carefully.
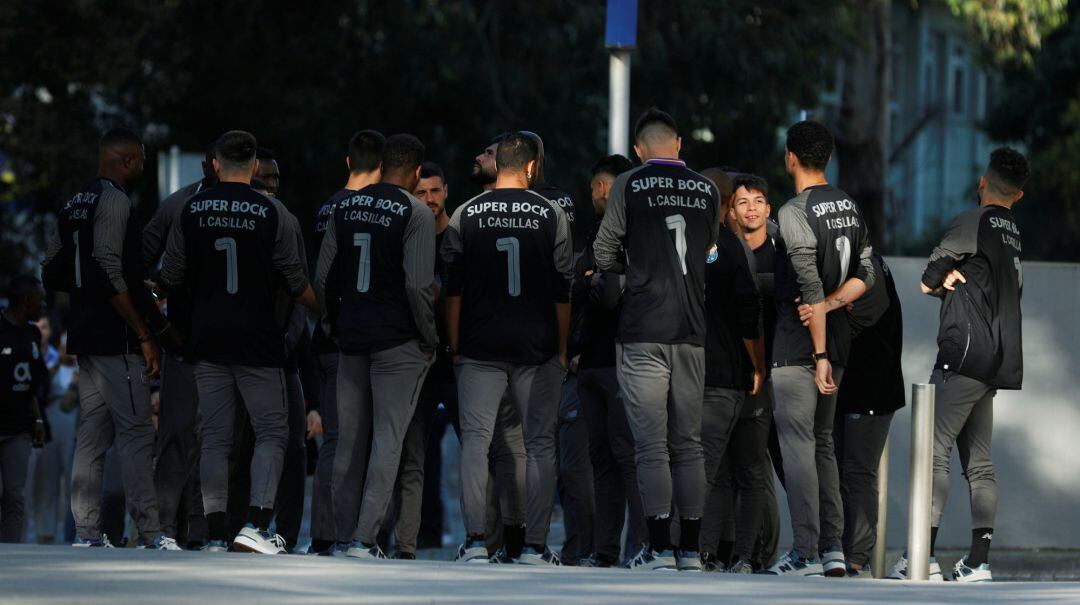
[346,156,352,172]
[414,165,422,181]
[212,158,221,175]
[633,144,643,163]
[675,136,682,155]
[1014,190,1025,203]
[763,200,772,219]
[251,158,260,180]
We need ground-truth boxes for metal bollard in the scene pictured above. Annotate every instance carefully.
[872,433,889,578]
[907,383,935,580]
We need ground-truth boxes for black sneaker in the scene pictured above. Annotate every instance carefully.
[391,551,416,560]
[701,551,725,572]
[488,546,516,564]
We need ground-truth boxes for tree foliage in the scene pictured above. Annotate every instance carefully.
[945,0,1069,65]
[2,0,848,281]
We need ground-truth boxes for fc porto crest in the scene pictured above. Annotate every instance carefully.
[706,245,718,264]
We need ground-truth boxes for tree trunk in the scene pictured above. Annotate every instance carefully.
[835,0,891,248]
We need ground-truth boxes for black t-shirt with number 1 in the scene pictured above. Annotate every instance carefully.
[442,188,573,365]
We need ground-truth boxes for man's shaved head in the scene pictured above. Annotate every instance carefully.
[98,127,145,187]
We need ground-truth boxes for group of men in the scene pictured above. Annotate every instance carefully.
[0,106,1027,584]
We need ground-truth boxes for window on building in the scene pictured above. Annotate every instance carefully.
[953,67,965,114]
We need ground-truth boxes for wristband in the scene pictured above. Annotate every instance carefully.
[812,351,829,362]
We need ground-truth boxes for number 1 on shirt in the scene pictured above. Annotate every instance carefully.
[666,214,688,275]
[835,235,851,280]
[72,231,83,288]
[496,236,521,296]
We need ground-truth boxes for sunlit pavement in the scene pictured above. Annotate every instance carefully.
[2,544,1079,604]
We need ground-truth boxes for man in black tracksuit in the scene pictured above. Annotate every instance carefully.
[915,147,1028,583]
[832,254,904,577]
[575,154,646,567]
[698,214,765,571]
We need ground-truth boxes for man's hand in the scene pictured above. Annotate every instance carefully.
[797,298,814,327]
[748,367,765,396]
[306,410,323,440]
[569,355,580,374]
[942,269,966,291]
[558,353,569,370]
[33,421,45,448]
[141,340,161,380]
[815,358,837,395]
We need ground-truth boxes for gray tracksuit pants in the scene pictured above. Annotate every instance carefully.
[457,355,564,546]
[578,366,646,560]
[835,410,892,566]
[309,353,339,545]
[557,374,594,563]
[699,387,744,556]
[195,361,288,515]
[771,365,845,559]
[71,354,161,544]
[154,352,204,541]
[616,342,706,520]
[930,369,997,529]
[0,434,32,542]
[345,340,432,545]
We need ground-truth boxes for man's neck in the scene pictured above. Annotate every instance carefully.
[218,174,250,184]
[435,212,449,234]
[494,172,529,189]
[345,171,379,191]
[98,171,128,191]
[744,226,768,250]
[2,308,26,325]
[793,170,828,195]
[981,197,1014,210]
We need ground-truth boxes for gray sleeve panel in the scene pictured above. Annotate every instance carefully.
[528,190,574,303]
[442,193,485,297]
[92,186,132,295]
[403,195,439,350]
[142,184,194,270]
[271,199,311,297]
[313,208,338,314]
[158,206,188,293]
[922,207,983,288]
[43,225,63,266]
[855,228,876,290]
[593,170,633,272]
[777,194,825,305]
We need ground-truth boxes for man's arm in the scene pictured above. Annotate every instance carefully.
[729,236,765,395]
[41,226,67,293]
[273,204,316,312]
[921,210,980,297]
[158,206,188,295]
[593,173,628,273]
[778,200,833,393]
[403,200,438,352]
[94,188,160,377]
[441,210,466,358]
[552,202,574,367]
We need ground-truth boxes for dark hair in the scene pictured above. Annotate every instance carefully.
[99,127,143,149]
[250,178,268,192]
[634,107,678,143]
[591,154,634,179]
[489,132,510,147]
[256,146,276,161]
[701,168,732,201]
[785,120,833,171]
[381,134,425,173]
[986,147,1030,195]
[732,173,769,198]
[495,132,540,171]
[348,130,385,174]
[6,275,42,305]
[215,130,257,170]
[419,161,445,182]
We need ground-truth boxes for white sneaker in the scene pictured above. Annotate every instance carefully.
[763,549,824,577]
[137,535,182,551]
[201,540,228,553]
[676,550,704,572]
[455,538,490,563]
[950,557,992,583]
[232,525,287,554]
[72,534,114,548]
[517,546,560,566]
[345,540,387,560]
[885,553,943,581]
[624,546,677,571]
[820,546,845,577]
